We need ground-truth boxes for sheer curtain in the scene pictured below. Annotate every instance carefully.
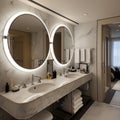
[111,39,120,67]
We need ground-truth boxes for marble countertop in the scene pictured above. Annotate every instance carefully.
[0,72,92,119]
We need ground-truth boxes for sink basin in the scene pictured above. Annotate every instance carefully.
[28,83,55,93]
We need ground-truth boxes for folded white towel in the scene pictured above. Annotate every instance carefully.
[72,103,83,114]
[72,94,82,100]
[72,89,82,96]
[61,90,83,114]
[86,48,91,63]
[75,48,80,63]
[72,97,83,106]
[80,49,86,62]
[72,101,83,109]
[62,102,83,114]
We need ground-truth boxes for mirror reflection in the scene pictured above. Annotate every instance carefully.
[53,26,73,64]
[8,14,49,69]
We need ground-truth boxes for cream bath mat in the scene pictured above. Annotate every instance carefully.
[112,81,120,91]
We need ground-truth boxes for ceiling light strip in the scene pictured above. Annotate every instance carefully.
[28,0,79,25]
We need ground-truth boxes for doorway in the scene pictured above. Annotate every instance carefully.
[97,16,120,102]
[9,30,31,69]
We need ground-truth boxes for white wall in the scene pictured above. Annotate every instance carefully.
[74,21,97,100]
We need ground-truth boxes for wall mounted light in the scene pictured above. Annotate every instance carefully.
[3,11,50,72]
[50,24,74,67]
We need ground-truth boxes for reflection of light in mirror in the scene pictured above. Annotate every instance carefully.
[3,11,50,72]
[50,24,74,67]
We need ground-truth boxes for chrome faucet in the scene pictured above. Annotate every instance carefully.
[32,74,41,85]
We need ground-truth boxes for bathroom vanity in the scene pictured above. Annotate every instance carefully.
[0,72,92,119]
[0,8,93,120]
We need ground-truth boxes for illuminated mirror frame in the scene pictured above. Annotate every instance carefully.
[3,11,50,72]
[50,24,74,67]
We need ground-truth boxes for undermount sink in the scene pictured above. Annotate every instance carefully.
[28,83,55,93]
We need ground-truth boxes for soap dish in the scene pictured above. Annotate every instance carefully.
[11,86,20,92]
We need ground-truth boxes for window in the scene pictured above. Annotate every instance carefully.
[111,39,120,66]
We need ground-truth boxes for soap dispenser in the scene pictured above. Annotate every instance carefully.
[5,82,9,93]
[52,70,57,79]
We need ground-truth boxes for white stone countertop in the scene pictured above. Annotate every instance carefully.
[0,72,92,119]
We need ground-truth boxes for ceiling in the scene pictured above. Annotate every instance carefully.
[108,23,120,37]
[19,0,120,24]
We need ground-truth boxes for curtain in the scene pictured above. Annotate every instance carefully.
[111,38,120,66]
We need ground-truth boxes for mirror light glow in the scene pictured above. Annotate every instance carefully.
[3,11,50,72]
[50,24,74,67]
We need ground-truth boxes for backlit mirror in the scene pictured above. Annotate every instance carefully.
[52,25,74,66]
[3,12,49,71]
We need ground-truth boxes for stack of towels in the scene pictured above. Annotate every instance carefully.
[61,89,83,114]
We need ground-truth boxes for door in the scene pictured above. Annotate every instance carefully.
[54,32,62,62]
[10,30,31,69]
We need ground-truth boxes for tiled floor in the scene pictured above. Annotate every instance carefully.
[53,92,120,120]
[80,101,120,120]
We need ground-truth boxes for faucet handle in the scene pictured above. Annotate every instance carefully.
[38,77,41,83]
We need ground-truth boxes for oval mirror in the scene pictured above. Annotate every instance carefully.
[3,12,49,71]
[52,25,74,65]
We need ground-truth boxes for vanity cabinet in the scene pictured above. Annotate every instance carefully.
[51,82,93,120]
[0,73,92,119]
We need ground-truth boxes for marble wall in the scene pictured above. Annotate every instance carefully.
[74,21,97,100]
[0,0,99,119]
[0,0,74,119]
[0,0,74,91]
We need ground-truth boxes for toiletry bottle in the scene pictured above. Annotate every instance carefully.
[52,70,57,79]
[5,82,9,93]
[47,72,51,79]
